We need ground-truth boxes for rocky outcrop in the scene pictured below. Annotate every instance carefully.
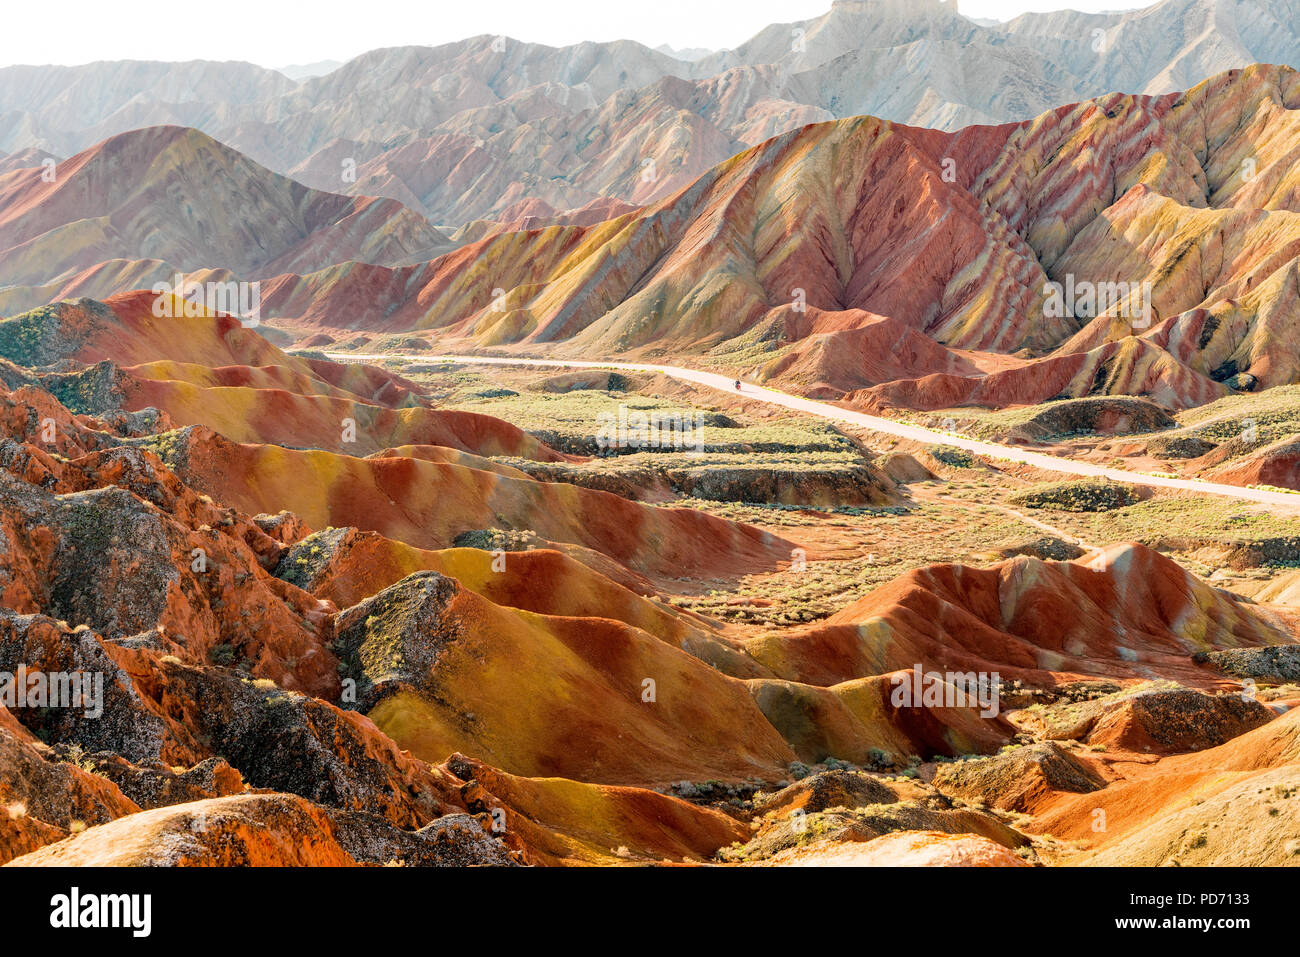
[1019,685,1278,754]
[333,571,797,785]
[993,397,1176,443]
[0,443,342,698]
[932,743,1106,812]
[1206,438,1300,491]
[1086,688,1275,754]
[1195,645,1300,684]
[5,794,360,866]
[1007,481,1142,512]
[746,673,1016,763]
[326,810,519,866]
[721,771,1029,864]
[980,537,1086,562]
[0,707,140,864]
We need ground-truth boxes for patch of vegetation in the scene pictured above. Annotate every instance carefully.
[664,500,1029,626]
[1174,385,1300,447]
[39,362,127,415]
[130,428,192,470]
[451,528,541,551]
[925,445,976,468]
[0,307,63,367]
[447,389,855,456]
[209,644,236,667]
[502,449,865,473]
[1008,480,1140,512]
[272,527,348,591]
[504,451,895,507]
[1036,496,1300,551]
[917,396,1174,442]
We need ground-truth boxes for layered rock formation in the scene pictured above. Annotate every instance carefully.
[4,64,1300,413]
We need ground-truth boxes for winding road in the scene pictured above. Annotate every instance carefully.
[327,352,1300,509]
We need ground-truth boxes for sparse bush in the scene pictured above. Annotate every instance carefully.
[1008,480,1140,512]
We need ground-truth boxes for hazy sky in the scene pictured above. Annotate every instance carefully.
[2,0,1145,69]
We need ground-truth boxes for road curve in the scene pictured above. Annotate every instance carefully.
[327,352,1300,509]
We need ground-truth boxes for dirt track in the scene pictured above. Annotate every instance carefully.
[328,352,1300,509]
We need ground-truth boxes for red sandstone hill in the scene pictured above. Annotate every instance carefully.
[0,292,802,592]
[1205,436,1300,490]
[161,426,793,584]
[0,125,451,291]
[747,543,1295,689]
[0,378,773,862]
[0,292,567,462]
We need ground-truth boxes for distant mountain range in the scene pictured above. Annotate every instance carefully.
[0,0,1295,227]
